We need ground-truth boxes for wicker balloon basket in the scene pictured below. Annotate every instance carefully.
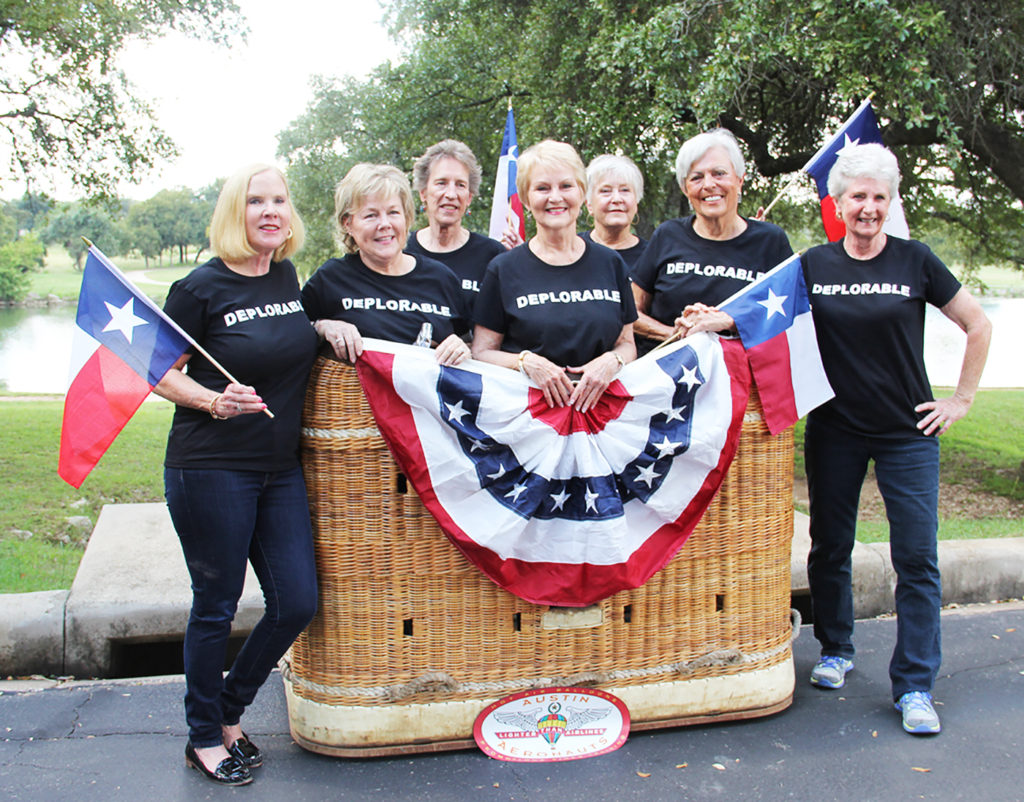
[283,354,795,757]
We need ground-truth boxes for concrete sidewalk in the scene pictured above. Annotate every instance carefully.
[2,502,1023,678]
[1,601,1021,801]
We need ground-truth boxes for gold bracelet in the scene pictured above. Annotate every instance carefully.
[208,393,228,420]
[612,351,625,370]
[517,350,531,376]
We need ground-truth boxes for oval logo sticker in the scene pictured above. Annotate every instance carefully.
[473,686,630,762]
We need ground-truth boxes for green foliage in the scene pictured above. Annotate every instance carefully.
[0,232,44,301]
[41,203,123,269]
[123,189,213,266]
[0,0,245,198]
[280,0,1024,271]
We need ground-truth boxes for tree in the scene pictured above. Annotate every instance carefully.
[42,203,123,269]
[0,0,244,198]
[124,189,212,265]
[0,202,43,300]
[278,0,1024,270]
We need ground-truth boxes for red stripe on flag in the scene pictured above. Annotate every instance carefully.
[820,195,846,242]
[746,334,799,435]
[58,345,153,488]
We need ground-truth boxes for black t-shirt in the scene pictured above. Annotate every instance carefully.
[301,252,469,344]
[163,258,318,471]
[405,230,505,321]
[473,240,638,366]
[631,216,793,341]
[579,230,648,270]
[803,237,962,438]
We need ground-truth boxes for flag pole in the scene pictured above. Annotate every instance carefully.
[81,237,275,419]
[759,172,804,220]
[759,92,877,220]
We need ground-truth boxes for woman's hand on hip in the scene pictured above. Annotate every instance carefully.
[915,394,971,436]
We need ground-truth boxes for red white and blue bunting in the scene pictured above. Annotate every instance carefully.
[356,334,751,606]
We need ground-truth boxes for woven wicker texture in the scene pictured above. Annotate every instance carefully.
[289,354,794,707]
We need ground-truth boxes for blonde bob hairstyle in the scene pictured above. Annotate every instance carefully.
[516,140,587,202]
[412,139,483,196]
[334,163,416,254]
[209,164,304,263]
[586,154,645,204]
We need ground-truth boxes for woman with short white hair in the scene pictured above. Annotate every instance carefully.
[799,142,991,736]
[630,128,792,354]
[582,154,647,269]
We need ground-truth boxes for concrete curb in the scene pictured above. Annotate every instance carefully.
[2,505,1023,678]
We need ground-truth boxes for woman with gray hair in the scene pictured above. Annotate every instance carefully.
[405,139,505,320]
[302,162,471,365]
[796,142,991,736]
[630,128,792,354]
[582,154,648,269]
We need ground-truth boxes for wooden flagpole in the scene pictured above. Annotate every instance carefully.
[82,236,275,418]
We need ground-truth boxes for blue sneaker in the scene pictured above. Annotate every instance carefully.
[896,691,941,734]
[809,656,854,689]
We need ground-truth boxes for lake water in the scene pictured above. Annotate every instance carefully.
[0,299,1021,392]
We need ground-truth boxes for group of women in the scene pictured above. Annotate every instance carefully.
[155,127,991,785]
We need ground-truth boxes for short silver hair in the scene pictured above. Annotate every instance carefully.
[674,128,745,188]
[412,139,483,195]
[585,154,645,203]
[827,142,901,200]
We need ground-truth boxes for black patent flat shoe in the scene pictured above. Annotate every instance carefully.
[227,732,263,769]
[185,742,253,786]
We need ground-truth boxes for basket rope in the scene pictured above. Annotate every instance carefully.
[281,609,802,704]
[302,426,381,440]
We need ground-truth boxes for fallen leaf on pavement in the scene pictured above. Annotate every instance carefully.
[636,771,651,778]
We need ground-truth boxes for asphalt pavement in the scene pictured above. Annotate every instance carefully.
[1,601,1021,802]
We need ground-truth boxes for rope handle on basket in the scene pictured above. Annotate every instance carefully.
[279,609,802,703]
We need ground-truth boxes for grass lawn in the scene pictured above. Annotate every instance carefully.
[1,389,1021,593]
[32,244,195,302]
[0,399,170,592]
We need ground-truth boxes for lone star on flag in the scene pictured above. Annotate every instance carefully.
[102,298,148,344]
[835,133,860,157]
[757,288,788,319]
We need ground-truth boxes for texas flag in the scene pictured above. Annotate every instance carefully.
[720,254,834,435]
[355,334,750,606]
[58,247,190,488]
[488,106,526,243]
[803,98,909,241]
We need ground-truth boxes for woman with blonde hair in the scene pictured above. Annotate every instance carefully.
[157,163,319,786]
[472,140,637,414]
[302,162,470,365]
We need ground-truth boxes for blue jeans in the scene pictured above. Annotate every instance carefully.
[805,415,941,700]
[165,465,318,747]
